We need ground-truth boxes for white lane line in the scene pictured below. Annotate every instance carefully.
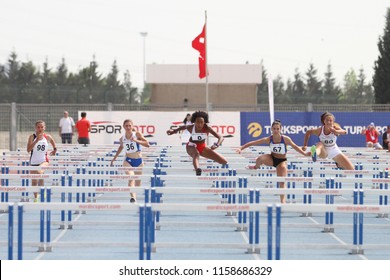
[34,213,83,260]
[306,216,368,260]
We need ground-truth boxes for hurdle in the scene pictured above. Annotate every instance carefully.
[2,184,390,259]
[2,145,390,260]
[271,202,390,259]
[3,202,140,260]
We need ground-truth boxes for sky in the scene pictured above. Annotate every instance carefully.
[1,0,389,90]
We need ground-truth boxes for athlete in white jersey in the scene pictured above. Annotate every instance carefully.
[237,120,310,203]
[27,120,57,202]
[302,112,354,170]
[111,119,150,202]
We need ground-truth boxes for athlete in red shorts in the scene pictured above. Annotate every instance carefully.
[167,111,227,176]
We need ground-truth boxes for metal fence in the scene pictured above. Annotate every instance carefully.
[1,102,389,150]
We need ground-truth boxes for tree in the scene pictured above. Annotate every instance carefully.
[357,68,374,104]
[6,51,20,86]
[256,60,269,105]
[341,69,358,104]
[56,58,68,86]
[123,70,140,104]
[321,63,341,104]
[0,63,6,84]
[273,75,289,104]
[305,63,322,103]
[373,7,390,104]
[290,68,305,103]
[0,50,141,104]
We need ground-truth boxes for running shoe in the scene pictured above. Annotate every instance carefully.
[130,197,136,203]
[196,168,202,176]
[310,145,317,162]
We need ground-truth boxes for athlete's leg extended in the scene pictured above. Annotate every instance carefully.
[201,147,227,165]
[333,154,354,170]
[312,142,328,160]
[254,154,273,169]
[276,161,288,203]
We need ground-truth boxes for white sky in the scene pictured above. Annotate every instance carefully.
[1,0,389,89]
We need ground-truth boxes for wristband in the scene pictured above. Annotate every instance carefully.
[213,143,219,147]
[53,147,57,151]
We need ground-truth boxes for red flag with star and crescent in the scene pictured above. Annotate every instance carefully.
[192,24,207,79]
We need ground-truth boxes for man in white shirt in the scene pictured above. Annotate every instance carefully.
[58,111,75,144]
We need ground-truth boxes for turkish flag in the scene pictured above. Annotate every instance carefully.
[192,24,207,79]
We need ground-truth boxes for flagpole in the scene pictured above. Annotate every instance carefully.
[205,10,209,112]
[268,74,275,125]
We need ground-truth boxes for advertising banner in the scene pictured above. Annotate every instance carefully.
[240,112,390,147]
[84,111,240,146]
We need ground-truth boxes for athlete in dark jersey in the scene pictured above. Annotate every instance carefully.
[237,120,310,203]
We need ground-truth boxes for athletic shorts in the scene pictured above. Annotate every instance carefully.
[325,145,342,159]
[271,155,287,167]
[125,157,143,167]
[187,141,206,154]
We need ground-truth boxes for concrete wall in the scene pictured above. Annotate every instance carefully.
[151,84,258,106]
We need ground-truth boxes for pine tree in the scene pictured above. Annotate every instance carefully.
[256,60,268,105]
[305,63,322,103]
[373,7,390,104]
[322,63,340,104]
[291,69,305,103]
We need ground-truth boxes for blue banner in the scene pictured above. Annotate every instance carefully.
[240,112,390,147]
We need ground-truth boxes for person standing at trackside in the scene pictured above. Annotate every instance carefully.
[236,120,311,203]
[58,111,75,144]
[75,112,91,146]
[183,113,192,125]
[302,111,354,170]
[27,120,57,202]
[166,111,227,176]
[110,119,150,203]
[361,122,383,149]
[180,113,193,143]
[383,124,390,152]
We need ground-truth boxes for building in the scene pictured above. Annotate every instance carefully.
[146,64,262,110]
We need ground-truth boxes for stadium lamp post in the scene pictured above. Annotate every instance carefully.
[140,32,148,90]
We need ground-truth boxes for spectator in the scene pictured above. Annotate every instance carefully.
[183,113,192,125]
[361,122,382,149]
[75,112,91,146]
[58,111,75,144]
[383,125,390,151]
[181,113,192,143]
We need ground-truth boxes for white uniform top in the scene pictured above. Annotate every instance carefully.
[269,136,287,155]
[122,132,141,153]
[30,134,49,165]
[191,126,207,141]
[319,126,338,147]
